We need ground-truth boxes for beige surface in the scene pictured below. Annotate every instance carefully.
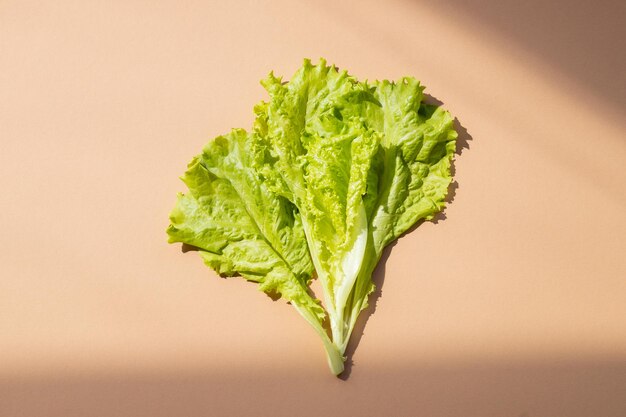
[1,0,625,415]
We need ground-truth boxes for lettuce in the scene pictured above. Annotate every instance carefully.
[167,129,343,372]
[167,59,457,375]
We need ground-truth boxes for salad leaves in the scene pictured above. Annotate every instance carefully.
[167,59,457,375]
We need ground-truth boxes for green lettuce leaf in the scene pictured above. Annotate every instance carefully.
[167,59,457,376]
[343,79,458,339]
[256,60,457,356]
[167,128,344,373]
[257,60,383,353]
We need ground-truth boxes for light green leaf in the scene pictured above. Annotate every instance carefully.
[167,129,344,374]
[168,59,459,376]
[256,61,457,353]
[258,60,384,349]
[345,78,457,338]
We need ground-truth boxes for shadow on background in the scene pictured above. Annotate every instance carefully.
[306,0,626,206]
[430,0,626,112]
[3,358,625,417]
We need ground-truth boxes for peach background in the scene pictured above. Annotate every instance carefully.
[1,0,625,415]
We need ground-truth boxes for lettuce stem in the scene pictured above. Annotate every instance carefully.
[292,303,345,375]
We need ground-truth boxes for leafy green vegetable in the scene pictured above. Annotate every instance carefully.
[167,129,344,372]
[167,59,457,376]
